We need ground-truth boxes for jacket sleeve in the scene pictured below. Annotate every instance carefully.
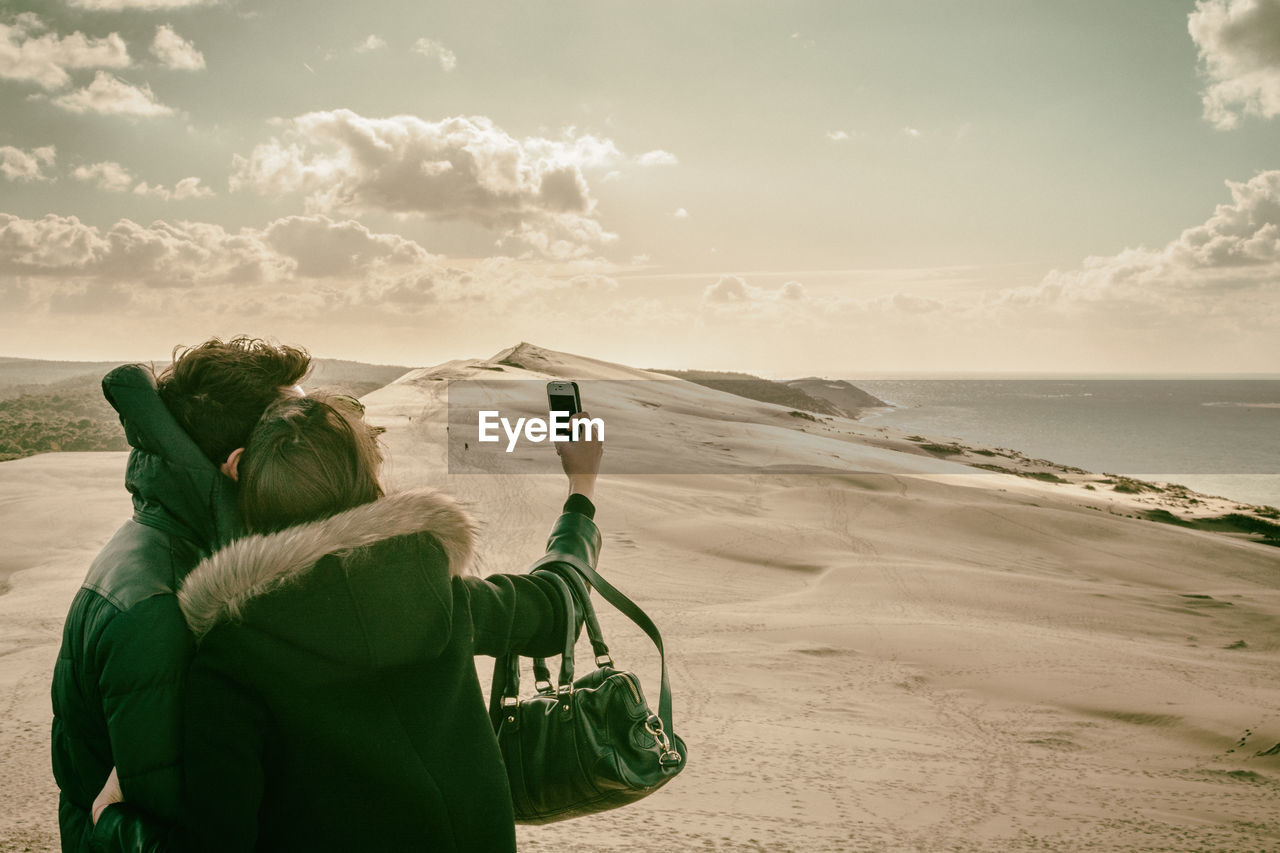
[89,646,269,853]
[89,804,171,853]
[96,595,193,824]
[465,503,602,659]
[464,573,572,659]
[175,649,269,853]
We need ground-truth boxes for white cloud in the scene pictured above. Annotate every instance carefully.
[355,35,387,53]
[990,170,1280,322]
[412,38,457,72]
[0,212,621,321]
[0,213,284,284]
[1189,0,1280,128]
[704,275,748,303]
[133,176,215,200]
[172,176,214,199]
[0,14,130,91]
[685,172,1280,371]
[673,207,689,219]
[73,160,133,191]
[0,212,444,289]
[66,0,219,9]
[262,215,436,277]
[637,149,678,166]
[151,25,205,71]
[780,280,807,301]
[50,71,174,116]
[0,145,56,181]
[499,216,618,261]
[73,161,211,198]
[826,130,850,141]
[132,181,166,198]
[704,275,808,306]
[878,291,943,314]
[230,109,623,258]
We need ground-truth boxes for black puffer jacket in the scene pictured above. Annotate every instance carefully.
[95,489,600,852]
[51,365,240,852]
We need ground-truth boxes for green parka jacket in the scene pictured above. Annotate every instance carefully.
[51,365,240,853]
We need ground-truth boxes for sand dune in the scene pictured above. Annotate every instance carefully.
[1,344,1278,851]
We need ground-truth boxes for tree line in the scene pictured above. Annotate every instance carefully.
[0,377,126,461]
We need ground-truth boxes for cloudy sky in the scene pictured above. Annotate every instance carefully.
[2,0,1278,375]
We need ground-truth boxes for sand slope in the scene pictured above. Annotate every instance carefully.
[0,453,132,850]
[1,344,1277,851]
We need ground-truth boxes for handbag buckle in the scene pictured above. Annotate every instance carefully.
[500,696,519,709]
[595,654,614,668]
[645,717,681,765]
[534,679,553,694]
[644,716,674,754]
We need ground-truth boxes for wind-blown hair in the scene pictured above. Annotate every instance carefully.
[237,393,385,534]
[156,337,312,465]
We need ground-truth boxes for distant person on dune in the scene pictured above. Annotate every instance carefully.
[50,337,312,853]
[88,393,604,851]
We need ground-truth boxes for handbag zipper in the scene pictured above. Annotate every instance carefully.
[610,672,642,704]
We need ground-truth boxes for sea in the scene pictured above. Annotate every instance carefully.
[851,379,1280,510]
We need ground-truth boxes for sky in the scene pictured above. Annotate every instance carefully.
[1,0,1279,375]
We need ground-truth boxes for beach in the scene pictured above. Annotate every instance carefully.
[2,347,1278,851]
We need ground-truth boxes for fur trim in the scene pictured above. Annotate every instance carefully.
[179,488,477,640]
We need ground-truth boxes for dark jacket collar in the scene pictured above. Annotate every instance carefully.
[103,364,241,554]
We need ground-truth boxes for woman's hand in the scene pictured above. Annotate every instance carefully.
[92,766,124,825]
[556,411,603,501]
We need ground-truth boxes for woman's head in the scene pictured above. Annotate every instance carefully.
[237,393,384,534]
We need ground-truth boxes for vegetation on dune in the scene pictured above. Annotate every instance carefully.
[971,463,1068,483]
[1101,475,1162,494]
[0,376,126,461]
[918,442,966,456]
[0,360,404,464]
[783,377,889,414]
[1195,513,1280,542]
[1142,509,1193,527]
[1140,508,1280,547]
[658,370,844,416]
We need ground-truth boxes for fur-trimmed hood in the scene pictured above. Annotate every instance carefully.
[179,489,477,642]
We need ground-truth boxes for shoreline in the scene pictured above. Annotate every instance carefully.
[853,392,1280,511]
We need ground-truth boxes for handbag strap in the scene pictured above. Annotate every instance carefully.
[525,553,676,735]
[531,563,610,658]
[528,552,611,687]
[499,570,578,698]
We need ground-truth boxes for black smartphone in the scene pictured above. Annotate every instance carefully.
[546,381,581,439]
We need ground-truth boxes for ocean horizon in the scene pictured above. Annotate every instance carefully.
[852,379,1280,510]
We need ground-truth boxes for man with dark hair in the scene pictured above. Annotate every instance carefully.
[50,337,310,853]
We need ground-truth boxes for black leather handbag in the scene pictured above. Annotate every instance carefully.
[488,552,687,824]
